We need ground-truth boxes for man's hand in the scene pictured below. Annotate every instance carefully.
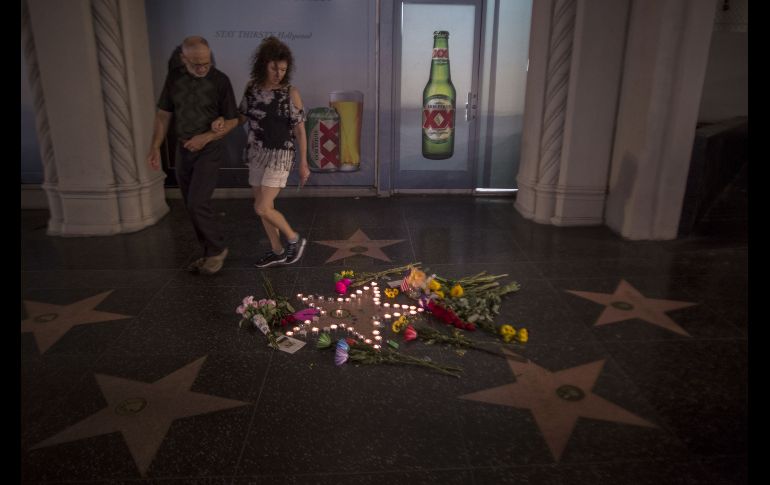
[146,147,161,171]
[183,133,212,152]
[211,117,225,133]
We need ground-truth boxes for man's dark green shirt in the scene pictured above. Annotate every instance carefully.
[157,67,238,140]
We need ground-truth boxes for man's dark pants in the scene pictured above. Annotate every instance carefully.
[175,141,225,257]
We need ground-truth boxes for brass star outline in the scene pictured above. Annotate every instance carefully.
[31,356,250,476]
[460,350,657,461]
[566,279,697,336]
[314,229,404,263]
[22,291,132,353]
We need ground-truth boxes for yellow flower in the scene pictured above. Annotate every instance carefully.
[499,324,517,342]
[384,288,399,298]
[434,290,445,299]
[428,279,442,291]
[516,328,529,343]
[391,316,407,333]
[341,270,355,278]
[450,284,464,298]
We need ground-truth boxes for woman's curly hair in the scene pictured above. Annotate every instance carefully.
[249,36,294,87]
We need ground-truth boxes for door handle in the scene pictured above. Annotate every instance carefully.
[465,92,478,121]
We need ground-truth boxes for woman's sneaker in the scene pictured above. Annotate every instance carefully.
[254,250,287,268]
[284,237,307,265]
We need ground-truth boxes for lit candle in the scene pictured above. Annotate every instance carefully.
[308,295,315,300]
[302,297,308,303]
[371,282,378,287]
[417,308,424,313]
[409,305,416,311]
[356,290,363,296]
[293,326,300,333]
[383,303,390,308]
[393,312,401,318]
[309,302,316,308]
[374,301,381,307]
[373,320,381,327]
[312,316,320,323]
[393,304,401,309]
[384,313,392,320]
[320,310,327,316]
[304,320,311,326]
[373,344,381,351]
[323,326,330,333]
[337,298,343,303]
[410,310,417,316]
[311,327,319,336]
[372,330,380,336]
[374,335,382,344]
[363,286,370,291]
[330,324,338,332]
[348,326,355,334]
[364,338,372,345]
[296,293,303,299]
[286,331,294,337]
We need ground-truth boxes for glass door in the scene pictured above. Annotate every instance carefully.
[394,0,483,190]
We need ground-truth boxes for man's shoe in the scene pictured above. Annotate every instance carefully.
[254,250,287,268]
[186,257,206,273]
[200,248,228,275]
[284,237,307,265]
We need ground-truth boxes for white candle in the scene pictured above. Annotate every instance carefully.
[296,293,303,299]
[309,302,316,308]
[345,298,350,303]
[372,330,380,336]
[330,324,338,332]
[409,305,416,310]
[373,344,381,351]
[311,327,319,335]
[393,304,401,309]
[373,320,381,327]
[383,303,390,308]
[293,326,300,333]
[302,297,308,303]
[364,338,372,345]
[304,320,311,326]
[371,282,378,286]
[410,310,417,316]
[363,286,370,291]
[286,331,294,337]
[374,335,382,344]
[308,295,315,300]
[337,298,343,303]
[339,323,346,329]
[323,326,330,333]
[356,290,363,296]
[384,314,392,320]
[393,312,401,318]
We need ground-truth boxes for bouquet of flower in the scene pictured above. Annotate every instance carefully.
[236,275,295,348]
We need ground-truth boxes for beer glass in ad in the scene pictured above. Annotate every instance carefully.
[329,90,363,171]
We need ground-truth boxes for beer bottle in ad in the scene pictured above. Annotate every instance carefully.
[422,30,456,160]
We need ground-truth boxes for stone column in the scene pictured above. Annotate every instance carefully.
[515,0,629,227]
[21,0,168,236]
[604,0,718,239]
